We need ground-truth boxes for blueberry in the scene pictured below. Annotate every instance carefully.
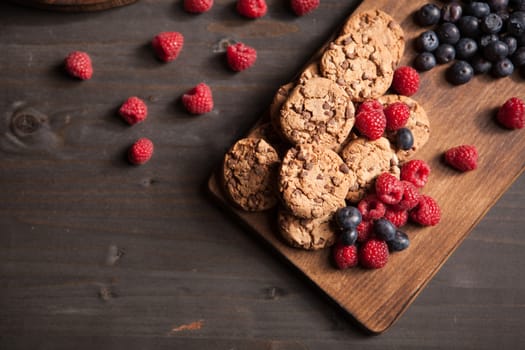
[436,22,461,44]
[416,30,440,52]
[435,43,456,63]
[483,40,509,61]
[374,218,396,242]
[335,206,362,230]
[455,37,479,59]
[340,227,358,246]
[416,3,442,26]
[502,35,518,56]
[486,0,510,11]
[465,2,491,18]
[441,2,463,23]
[492,58,515,76]
[479,33,499,48]
[457,16,481,38]
[512,46,525,66]
[481,13,504,34]
[414,52,437,71]
[447,60,474,84]
[507,11,525,40]
[471,54,493,73]
[396,128,414,150]
[387,230,410,252]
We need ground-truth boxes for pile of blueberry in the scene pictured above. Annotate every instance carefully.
[413,0,525,84]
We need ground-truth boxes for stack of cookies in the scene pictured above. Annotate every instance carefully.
[221,9,430,251]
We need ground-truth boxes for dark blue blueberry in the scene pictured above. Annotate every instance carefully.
[416,30,440,52]
[416,3,442,26]
[486,0,510,11]
[435,44,456,63]
[502,35,518,56]
[447,60,474,84]
[483,40,509,61]
[414,52,437,71]
[455,37,479,59]
[387,230,410,252]
[457,16,481,37]
[471,54,493,73]
[436,22,461,44]
[479,34,499,48]
[512,46,525,66]
[441,2,463,23]
[335,206,362,230]
[481,13,504,34]
[340,227,358,246]
[492,58,515,77]
[374,218,397,242]
[507,11,525,40]
[465,2,491,18]
[396,128,414,150]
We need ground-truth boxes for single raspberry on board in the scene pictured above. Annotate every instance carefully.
[375,172,404,205]
[128,138,154,165]
[64,51,93,80]
[497,97,525,129]
[237,0,267,18]
[226,42,257,72]
[152,32,184,62]
[290,0,320,16]
[392,66,420,96]
[444,144,478,172]
[358,194,386,221]
[410,194,441,226]
[182,82,214,115]
[119,97,148,125]
[332,242,358,269]
[184,0,213,13]
[384,101,410,131]
[355,108,386,140]
[359,238,389,269]
[400,159,431,188]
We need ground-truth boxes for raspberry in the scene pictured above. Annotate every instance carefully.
[152,32,184,62]
[182,82,214,115]
[409,195,441,226]
[375,173,403,205]
[384,207,408,228]
[392,66,420,96]
[128,138,154,165]
[393,180,420,211]
[384,102,410,131]
[226,42,257,72]
[290,0,320,16]
[357,194,386,221]
[400,159,431,188]
[119,97,148,125]
[357,99,383,113]
[332,242,358,269]
[184,0,213,13]
[444,144,478,172]
[356,220,373,243]
[64,51,93,80]
[236,0,267,19]
[497,97,525,129]
[355,108,386,140]
[359,239,389,269]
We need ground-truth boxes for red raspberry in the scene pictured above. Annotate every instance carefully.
[226,42,257,72]
[384,102,410,131]
[355,108,386,140]
[357,99,383,113]
[358,194,386,221]
[359,238,389,269]
[384,207,408,228]
[290,0,320,16]
[128,138,154,165]
[152,32,184,62]
[497,97,525,129]
[332,242,358,269]
[184,0,213,13]
[392,66,420,96]
[444,144,478,172]
[393,180,420,211]
[64,51,93,80]
[182,82,214,115]
[356,220,373,243]
[400,159,431,188]
[409,195,441,226]
[119,97,148,125]
[375,173,403,205]
[237,0,267,19]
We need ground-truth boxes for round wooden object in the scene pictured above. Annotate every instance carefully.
[9,0,138,11]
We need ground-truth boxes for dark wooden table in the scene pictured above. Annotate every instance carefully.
[1,0,524,348]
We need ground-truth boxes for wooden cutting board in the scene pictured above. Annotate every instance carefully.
[9,0,137,11]
[209,0,525,333]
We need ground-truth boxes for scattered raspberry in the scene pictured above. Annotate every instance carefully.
[497,97,525,129]
[332,242,358,269]
[64,51,93,80]
[226,42,257,72]
[119,97,148,125]
[237,0,267,18]
[182,82,214,114]
[393,180,420,211]
[355,107,386,140]
[184,0,213,13]
[358,194,386,221]
[128,138,154,165]
[384,102,410,131]
[400,159,431,188]
[357,99,383,113]
[410,195,441,226]
[444,144,478,172]
[384,207,408,228]
[152,32,184,62]
[375,173,403,205]
[290,0,320,16]
[392,66,420,96]
[359,239,389,269]
[356,220,373,243]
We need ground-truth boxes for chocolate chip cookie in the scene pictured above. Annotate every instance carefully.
[278,209,337,250]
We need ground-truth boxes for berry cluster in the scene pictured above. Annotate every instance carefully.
[185,0,319,17]
[414,1,525,84]
[332,160,441,270]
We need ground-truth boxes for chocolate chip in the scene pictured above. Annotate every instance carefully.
[339,163,350,174]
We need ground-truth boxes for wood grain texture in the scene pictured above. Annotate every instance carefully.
[9,0,138,11]
[1,0,524,348]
